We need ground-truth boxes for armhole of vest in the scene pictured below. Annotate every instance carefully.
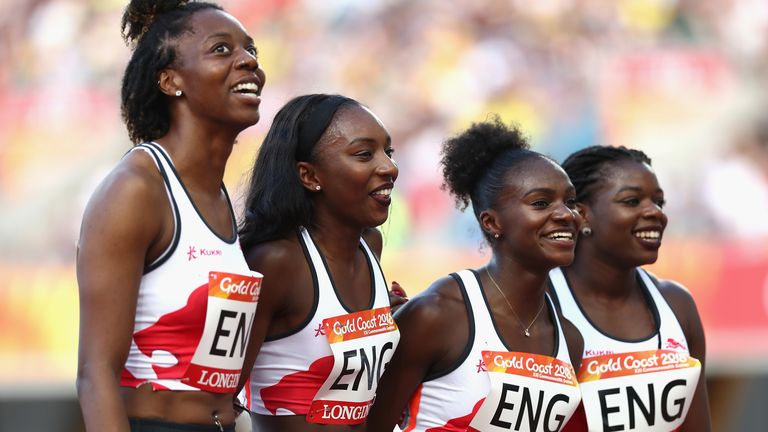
[545,292,562,359]
[221,183,239,245]
[636,268,666,349]
[423,271,475,382]
[263,228,320,342]
[358,237,381,310]
[559,268,592,326]
[547,276,563,313]
[136,144,181,274]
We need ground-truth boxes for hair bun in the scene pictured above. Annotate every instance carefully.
[121,0,190,46]
[441,115,529,209]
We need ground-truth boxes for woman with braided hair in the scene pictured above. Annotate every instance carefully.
[368,117,584,431]
[550,145,711,431]
[76,0,265,430]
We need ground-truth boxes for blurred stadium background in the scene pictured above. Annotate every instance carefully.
[1,0,767,430]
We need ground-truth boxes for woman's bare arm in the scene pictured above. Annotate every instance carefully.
[77,156,166,431]
[659,279,711,432]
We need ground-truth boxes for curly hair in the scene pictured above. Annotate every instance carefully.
[440,115,545,242]
[120,0,222,144]
[239,94,360,250]
[561,145,652,204]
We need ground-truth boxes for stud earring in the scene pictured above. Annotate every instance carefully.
[175,90,182,97]
[581,226,592,236]
[494,233,500,239]
[315,185,321,191]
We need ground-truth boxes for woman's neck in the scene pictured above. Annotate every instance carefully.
[307,219,365,265]
[155,123,238,193]
[486,255,550,313]
[565,247,637,300]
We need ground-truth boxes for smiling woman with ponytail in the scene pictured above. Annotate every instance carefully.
[368,117,585,431]
[238,94,401,431]
[76,1,266,430]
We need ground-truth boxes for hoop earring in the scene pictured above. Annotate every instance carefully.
[581,226,592,236]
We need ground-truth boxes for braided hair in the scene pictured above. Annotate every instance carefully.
[120,0,222,144]
[440,115,546,242]
[561,145,652,204]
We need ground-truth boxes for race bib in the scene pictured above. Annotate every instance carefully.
[579,349,701,431]
[306,306,400,424]
[183,271,261,393]
[469,351,581,432]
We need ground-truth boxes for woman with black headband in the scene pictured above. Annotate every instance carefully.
[238,94,402,431]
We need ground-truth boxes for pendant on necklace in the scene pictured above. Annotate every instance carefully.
[524,329,531,337]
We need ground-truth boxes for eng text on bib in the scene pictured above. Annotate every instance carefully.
[306,306,399,424]
[579,349,701,431]
[470,351,581,432]
[183,271,261,392]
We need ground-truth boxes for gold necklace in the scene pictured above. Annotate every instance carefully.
[484,266,546,337]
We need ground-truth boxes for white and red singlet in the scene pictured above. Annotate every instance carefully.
[249,227,399,425]
[120,142,261,395]
[549,267,701,432]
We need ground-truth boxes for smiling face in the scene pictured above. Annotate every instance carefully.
[164,9,266,129]
[581,160,668,267]
[484,156,578,271]
[308,104,398,229]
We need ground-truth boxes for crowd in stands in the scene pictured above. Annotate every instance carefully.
[1,0,767,259]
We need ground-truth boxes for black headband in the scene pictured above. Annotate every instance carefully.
[296,95,355,161]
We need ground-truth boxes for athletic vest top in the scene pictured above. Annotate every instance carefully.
[120,142,261,393]
[401,269,581,432]
[549,267,701,432]
[249,227,399,425]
